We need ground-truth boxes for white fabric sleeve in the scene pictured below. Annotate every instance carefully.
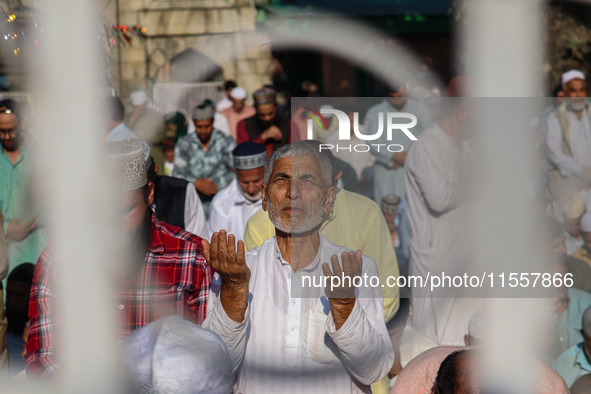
[184,183,208,239]
[325,257,394,385]
[545,112,584,178]
[206,194,229,239]
[202,274,249,374]
[215,113,231,136]
[406,141,465,214]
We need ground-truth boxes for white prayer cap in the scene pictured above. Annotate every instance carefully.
[561,70,586,87]
[230,87,247,100]
[582,212,591,233]
[561,194,586,220]
[122,316,234,394]
[467,312,486,340]
[319,104,333,112]
[583,306,591,336]
[105,139,148,192]
[130,90,149,106]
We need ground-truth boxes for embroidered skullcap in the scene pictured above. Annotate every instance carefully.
[233,142,266,170]
[253,87,276,106]
[583,306,591,337]
[562,70,586,87]
[192,101,215,121]
[582,212,591,233]
[467,312,486,340]
[122,316,234,394]
[561,193,586,220]
[105,139,148,192]
[230,87,247,100]
[130,90,149,106]
[381,194,401,215]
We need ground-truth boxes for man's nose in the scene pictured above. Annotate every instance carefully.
[247,183,257,195]
[287,180,302,199]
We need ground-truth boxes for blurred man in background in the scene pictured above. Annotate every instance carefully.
[0,99,46,275]
[366,85,433,203]
[237,87,295,157]
[104,97,137,142]
[208,142,266,241]
[221,87,255,140]
[173,101,236,216]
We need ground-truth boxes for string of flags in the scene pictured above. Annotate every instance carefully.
[105,24,148,47]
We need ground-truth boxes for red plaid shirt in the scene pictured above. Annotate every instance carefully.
[25,215,213,377]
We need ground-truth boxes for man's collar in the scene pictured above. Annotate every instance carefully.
[575,343,591,371]
[148,214,165,255]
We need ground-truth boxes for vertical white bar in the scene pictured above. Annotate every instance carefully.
[466,0,543,391]
[31,0,121,392]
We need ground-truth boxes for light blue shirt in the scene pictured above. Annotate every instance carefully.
[106,123,138,142]
[0,145,46,278]
[553,342,591,387]
[556,288,591,358]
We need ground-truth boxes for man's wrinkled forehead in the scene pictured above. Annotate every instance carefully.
[271,156,322,180]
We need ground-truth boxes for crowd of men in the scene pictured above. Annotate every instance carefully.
[0,71,590,393]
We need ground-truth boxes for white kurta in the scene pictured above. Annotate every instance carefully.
[546,109,591,178]
[405,124,481,346]
[207,179,262,241]
[365,98,433,202]
[204,235,394,394]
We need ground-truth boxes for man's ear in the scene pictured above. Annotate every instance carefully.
[147,182,155,206]
[261,183,268,211]
[324,186,337,216]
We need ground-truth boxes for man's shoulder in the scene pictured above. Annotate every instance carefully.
[213,129,236,144]
[155,175,189,190]
[334,189,381,217]
[211,180,237,205]
[157,219,204,252]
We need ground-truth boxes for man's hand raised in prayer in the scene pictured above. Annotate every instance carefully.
[7,219,37,242]
[322,250,363,330]
[261,125,283,142]
[193,178,219,196]
[202,230,250,323]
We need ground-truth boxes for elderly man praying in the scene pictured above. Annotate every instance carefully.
[202,141,393,393]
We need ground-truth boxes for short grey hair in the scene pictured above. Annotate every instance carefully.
[264,141,336,188]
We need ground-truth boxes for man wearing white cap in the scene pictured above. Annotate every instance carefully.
[125,90,165,145]
[553,305,591,386]
[572,211,591,269]
[562,193,586,255]
[207,142,265,241]
[25,140,214,377]
[546,70,591,201]
[220,87,255,140]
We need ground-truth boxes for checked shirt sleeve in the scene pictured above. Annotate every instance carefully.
[183,252,214,325]
[25,250,59,378]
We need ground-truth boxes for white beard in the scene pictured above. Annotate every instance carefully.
[268,195,326,234]
[568,100,587,112]
[242,190,262,202]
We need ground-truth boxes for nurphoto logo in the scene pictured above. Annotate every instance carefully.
[304,106,419,153]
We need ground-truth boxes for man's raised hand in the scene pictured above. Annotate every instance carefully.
[202,230,250,322]
[321,250,363,330]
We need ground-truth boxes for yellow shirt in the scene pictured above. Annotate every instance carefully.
[244,188,400,322]
[572,247,591,269]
